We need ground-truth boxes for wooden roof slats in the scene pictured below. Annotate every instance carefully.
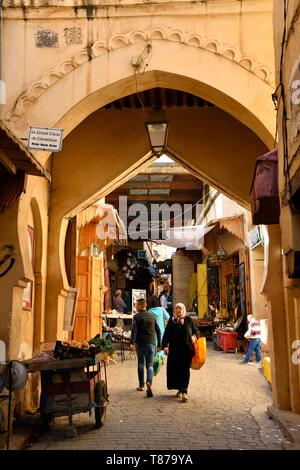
[0,171,25,215]
[0,120,51,181]
[103,88,214,110]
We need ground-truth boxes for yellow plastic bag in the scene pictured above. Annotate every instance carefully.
[191,337,206,370]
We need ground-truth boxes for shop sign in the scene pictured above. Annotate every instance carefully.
[28,127,63,152]
[250,226,263,249]
[131,289,146,314]
[63,288,79,331]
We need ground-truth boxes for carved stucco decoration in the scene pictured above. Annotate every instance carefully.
[6,26,274,124]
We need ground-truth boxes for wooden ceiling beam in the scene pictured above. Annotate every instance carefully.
[142,165,190,174]
[116,181,202,190]
[0,150,17,175]
[106,193,200,202]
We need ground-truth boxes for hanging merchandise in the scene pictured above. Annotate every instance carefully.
[250,149,280,224]
[121,251,139,281]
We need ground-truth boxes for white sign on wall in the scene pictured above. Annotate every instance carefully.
[28,127,63,152]
[131,289,147,314]
[63,288,79,331]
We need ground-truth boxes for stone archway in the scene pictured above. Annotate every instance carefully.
[3,0,295,418]
[5,35,276,370]
[7,35,275,148]
[4,5,287,409]
[44,89,269,338]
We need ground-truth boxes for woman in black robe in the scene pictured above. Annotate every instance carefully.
[162,303,199,402]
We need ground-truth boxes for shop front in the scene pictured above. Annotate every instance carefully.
[200,215,251,352]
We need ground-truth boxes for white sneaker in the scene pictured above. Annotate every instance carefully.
[175,391,182,398]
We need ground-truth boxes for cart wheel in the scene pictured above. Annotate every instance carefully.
[94,380,107,428]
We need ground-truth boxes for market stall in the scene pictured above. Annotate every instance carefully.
[215,329,238,353]
[102,316,133,362]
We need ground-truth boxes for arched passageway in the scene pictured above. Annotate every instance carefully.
[41,72,288,413]
[2,0,298,430]
[4,62,292,415]
[45,77,269,338]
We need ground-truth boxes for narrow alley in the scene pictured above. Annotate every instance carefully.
[28,345,289,451]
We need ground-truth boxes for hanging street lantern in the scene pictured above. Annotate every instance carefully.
[145,108,169,157]
[207,252,218,266]
[217,246,228,260]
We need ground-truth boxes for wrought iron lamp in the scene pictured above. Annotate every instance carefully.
[145,108,169,157]
[207,252,218,266]
[217,246,228,260]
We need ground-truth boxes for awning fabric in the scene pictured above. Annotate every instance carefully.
[154,224,215,250]
[78,203,127,253]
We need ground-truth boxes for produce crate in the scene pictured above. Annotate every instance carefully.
[53,341,98,360]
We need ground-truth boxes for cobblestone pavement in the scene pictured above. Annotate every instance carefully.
[28,344,291,450]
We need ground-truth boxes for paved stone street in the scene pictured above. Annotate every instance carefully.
[28,344,290,450]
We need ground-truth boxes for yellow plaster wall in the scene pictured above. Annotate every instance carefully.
[2,1,275,151]
[0,175,49,361]
[0,202,27,356]
[249,244,267,319]
[273,0,300,412]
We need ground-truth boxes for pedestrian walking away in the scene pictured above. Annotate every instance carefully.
[148,296,170,362]
[130,298,162,397]
[240,314,261,365]
[162,303,199,402]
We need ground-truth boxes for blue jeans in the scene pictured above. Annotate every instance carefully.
[102,332,112,340]
[244,339,261,363]
[136,343,155,387]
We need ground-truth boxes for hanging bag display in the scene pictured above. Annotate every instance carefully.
[191,337,206,370]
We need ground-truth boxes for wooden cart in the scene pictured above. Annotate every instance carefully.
[25,352,109,436]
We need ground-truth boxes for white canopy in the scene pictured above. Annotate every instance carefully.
[153,224,215,250]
